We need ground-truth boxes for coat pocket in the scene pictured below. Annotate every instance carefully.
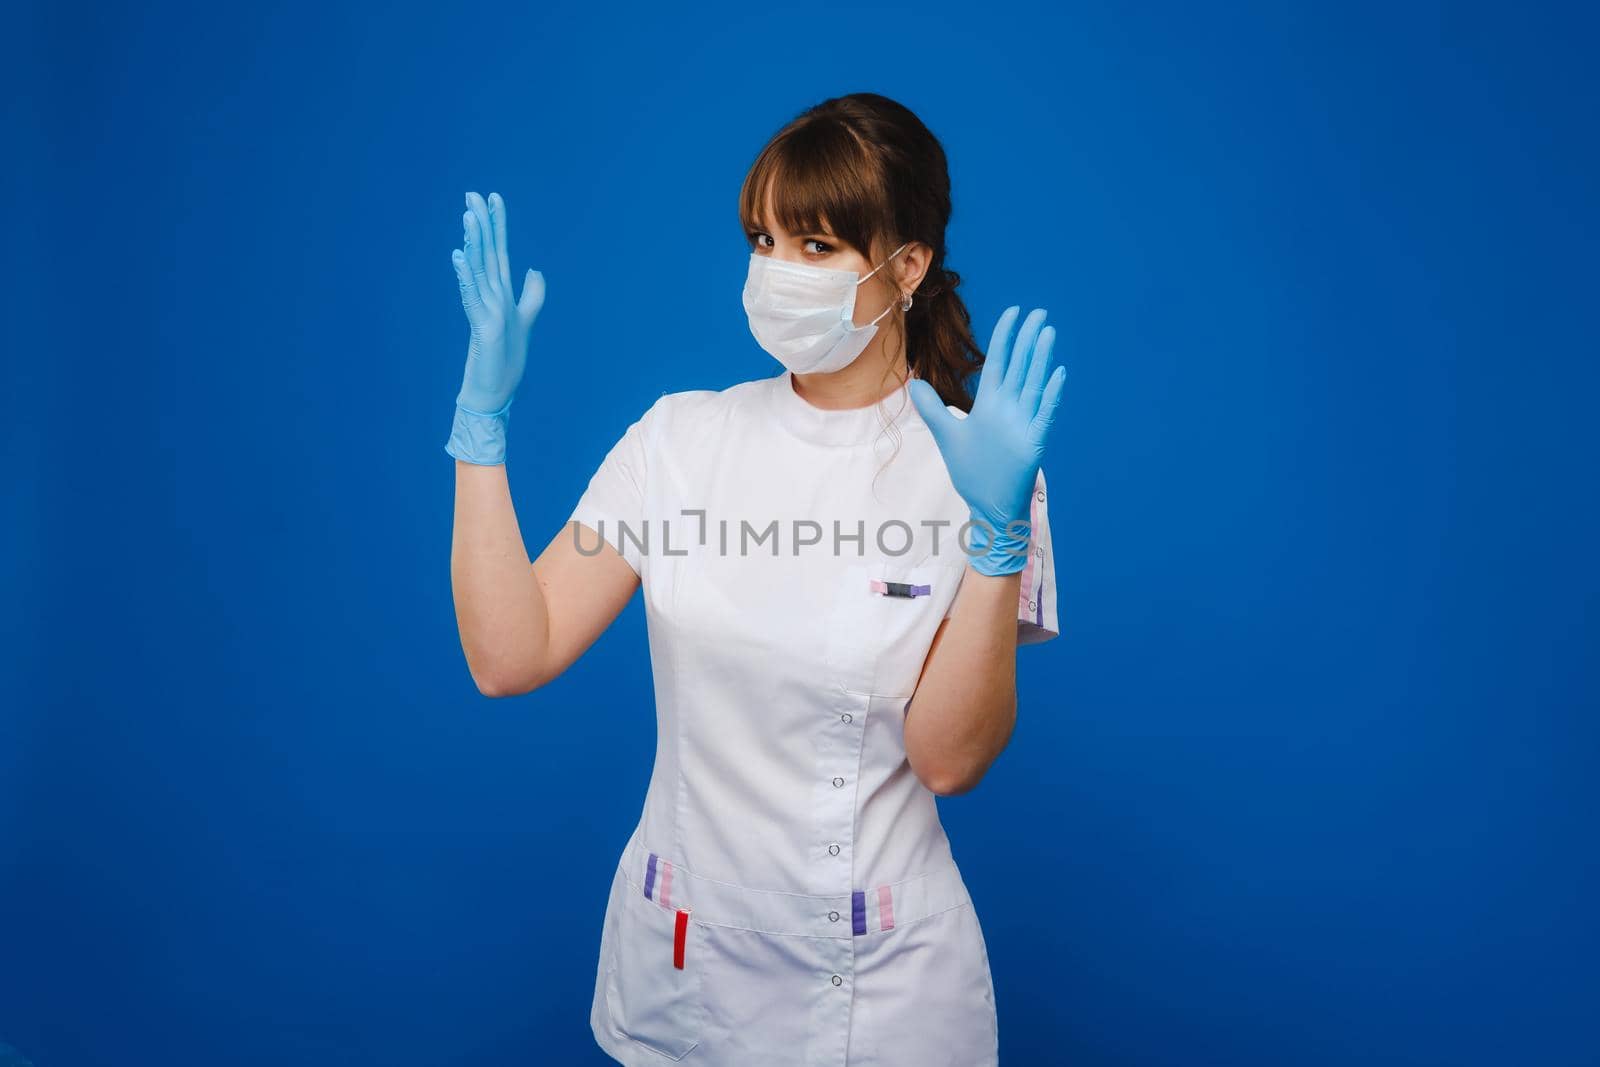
[823,552,957,699]
[604,879,705,1060]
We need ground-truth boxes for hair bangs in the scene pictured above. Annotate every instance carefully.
[739,120,891,260]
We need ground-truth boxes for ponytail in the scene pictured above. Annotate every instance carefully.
[905,264,983,414]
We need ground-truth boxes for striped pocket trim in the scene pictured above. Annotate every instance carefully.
[644,851,675,909]
[646,848,902,938]
[851,883,899,935]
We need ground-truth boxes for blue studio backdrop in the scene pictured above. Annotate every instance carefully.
[6,2,1597,1065]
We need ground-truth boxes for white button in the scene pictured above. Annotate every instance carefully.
[828,843,841,856]
[1036,547,1044,557]
[829,910,840,921]
[831,975,843,986]
[1036,489,1045,502]
[1028,599,1037,612]
[832,776,845,787]
[841,712,852,723]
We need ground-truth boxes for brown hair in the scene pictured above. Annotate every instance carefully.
[737,92,984,414]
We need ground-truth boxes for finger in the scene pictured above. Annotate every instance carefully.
[466,192,499,297]
[488,191,513,299]
[1020,324,1055,420]
[466,192,497,293]
[1003,307,1048,396]
[453,248,483,316]
[1028,364,1068,445]
[517,267,545,325]
[463,210,490,292]
[978,305,1020,400]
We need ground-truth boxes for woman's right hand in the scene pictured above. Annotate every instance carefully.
[445,190,545,465]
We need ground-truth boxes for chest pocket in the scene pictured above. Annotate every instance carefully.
[823,551,958,699]
[604,874,706,1060]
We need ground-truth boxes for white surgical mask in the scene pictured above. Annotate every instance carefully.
[742,241,912,374]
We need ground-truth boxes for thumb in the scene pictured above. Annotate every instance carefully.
[517,268,545,325]
[908,378,958,448]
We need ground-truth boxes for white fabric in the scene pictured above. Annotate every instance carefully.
[741,244,909,375]
[569,369,1059,1066]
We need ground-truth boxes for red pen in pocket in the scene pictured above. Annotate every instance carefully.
[673,907,689,969]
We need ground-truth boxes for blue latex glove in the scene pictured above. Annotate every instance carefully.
[909,305,1067,576]
[445,190,545,465]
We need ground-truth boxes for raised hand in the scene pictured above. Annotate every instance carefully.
[908,305,1067,576]
[445,191,546,465]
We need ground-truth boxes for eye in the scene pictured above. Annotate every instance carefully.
[804,238,834,256]
[747,230,773,251]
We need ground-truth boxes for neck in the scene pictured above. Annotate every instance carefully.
[790,324,910,410]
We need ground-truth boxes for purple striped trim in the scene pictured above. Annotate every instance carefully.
[852,890,867,935]
[644,851,658,900]
[1019,488,1043,627]
[1033,484,1044,626]
[1035,565,1045,627]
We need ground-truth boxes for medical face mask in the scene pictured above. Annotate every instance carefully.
[742,241,912,374]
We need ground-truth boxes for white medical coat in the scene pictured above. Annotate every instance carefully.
[569,369,1059,1066]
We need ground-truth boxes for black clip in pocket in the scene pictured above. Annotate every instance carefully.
[870,578,931,598]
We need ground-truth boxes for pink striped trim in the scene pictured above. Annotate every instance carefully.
[876,884,895,931]
[658,859,673,909]
[1016,488,1041,620]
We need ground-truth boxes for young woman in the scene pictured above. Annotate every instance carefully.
[446,92,1066,1066]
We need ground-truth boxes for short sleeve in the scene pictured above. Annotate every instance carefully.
[566,398,659,577]
[1016,467,1060,645]
[938,468,1060,644]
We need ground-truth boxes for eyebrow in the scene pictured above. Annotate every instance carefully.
[749,223,838,240]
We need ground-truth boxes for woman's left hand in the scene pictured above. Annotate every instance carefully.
[909,305,1067,576]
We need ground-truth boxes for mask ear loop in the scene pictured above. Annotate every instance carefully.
[858,241,912,285]
[862,242,915,325]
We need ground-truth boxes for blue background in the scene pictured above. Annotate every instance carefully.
[6,1,1597,1064]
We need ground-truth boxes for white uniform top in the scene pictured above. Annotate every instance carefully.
[569,368,1058,1066]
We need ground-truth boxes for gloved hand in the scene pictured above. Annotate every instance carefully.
[909,305,1067,576]
[445,190,545,465]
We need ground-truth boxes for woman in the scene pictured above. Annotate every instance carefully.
[446,92,1066,1066]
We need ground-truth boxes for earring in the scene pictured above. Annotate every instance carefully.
[900,291,914,311]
